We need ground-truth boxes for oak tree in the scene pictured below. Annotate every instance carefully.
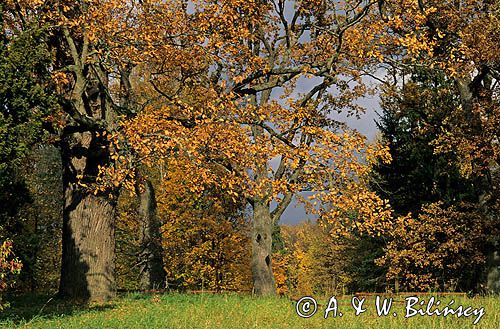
[117,0,393,295]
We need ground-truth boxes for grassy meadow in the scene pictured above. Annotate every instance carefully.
[0,293,498,328]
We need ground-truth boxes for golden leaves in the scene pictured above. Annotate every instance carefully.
[51,71,70,86]
[157,157,252,291]
[29,0,394,239]
[378,202,493,291]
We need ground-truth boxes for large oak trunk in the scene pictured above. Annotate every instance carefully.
[59,131,116,301]
[251,201,276,296]
[137,177,166,290]
[59,189,116,301]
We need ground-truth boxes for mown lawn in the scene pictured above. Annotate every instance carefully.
[1,293,498,328]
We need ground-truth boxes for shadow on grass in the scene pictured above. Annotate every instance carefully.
[0,293,116,326]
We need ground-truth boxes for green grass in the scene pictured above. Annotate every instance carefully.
[1,293,498,328]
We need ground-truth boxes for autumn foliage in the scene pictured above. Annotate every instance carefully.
[378,202,495,292]
[157,159,252,292]
[115,160,252,292]
[0,0,498,302]
[0,240,22,309]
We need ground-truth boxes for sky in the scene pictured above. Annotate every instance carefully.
[278,92,381,225]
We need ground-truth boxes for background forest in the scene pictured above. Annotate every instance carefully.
[0,0,499,313]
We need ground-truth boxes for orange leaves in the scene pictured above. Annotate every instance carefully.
[51,71,70,86]
[378,202,493,291]
[273,222,355,295]
[36,0,396,244]
[156,157,252,291]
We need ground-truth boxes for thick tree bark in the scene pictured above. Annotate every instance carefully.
[136,175,166,290]
[248,91,277,296]
[59,188,116,301]
[59,131,116,302]
[251,201,276,296]
[52,12,123,301]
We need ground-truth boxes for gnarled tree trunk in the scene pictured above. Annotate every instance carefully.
[59,189,116,301]
[251,201,276,296]
[59,131,116,302]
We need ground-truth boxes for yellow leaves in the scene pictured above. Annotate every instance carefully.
[273,221,356,295]
[436,29,445,39]
[122,179,135,192]
[390,15,405,30]
[398,32,435,58]
[51,71,70,86]
[380,202,492,291]
[424,6,438,15]
[366,141,392,166]
[233,75,244,84]
[156,158,252,291]
[306,180,394,239]
[272,252,290,295]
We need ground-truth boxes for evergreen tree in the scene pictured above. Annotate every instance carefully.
[372,68,479,216]
[0,19,60,291]
[373,68,493,292]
